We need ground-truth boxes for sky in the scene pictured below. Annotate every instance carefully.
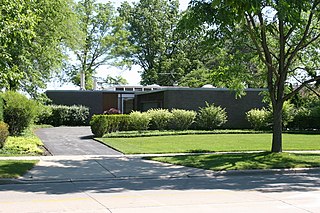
[48,0,190,90]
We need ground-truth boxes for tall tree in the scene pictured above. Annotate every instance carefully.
[0,0,78,97]
[119,0,186,85]
[68,0,128,90]
[188,0,320,152]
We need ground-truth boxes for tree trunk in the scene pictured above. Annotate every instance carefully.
[271,102,283,152]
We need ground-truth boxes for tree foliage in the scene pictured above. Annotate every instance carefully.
[118,0,181,85]
[119,0,213,86]
[188,0,320,152]
[67,0,129,90]
[0,0,78,96]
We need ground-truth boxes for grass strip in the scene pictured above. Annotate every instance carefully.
[102,129,265,138]
[0,160,38,178]
[103,130,320,138]
[98,133,320,154]
[147,152,320,171]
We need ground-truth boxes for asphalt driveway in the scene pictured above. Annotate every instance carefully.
[35,126,122,156]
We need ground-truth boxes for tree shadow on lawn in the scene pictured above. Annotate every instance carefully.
[0,161,38,178]
[0,155,320,195]
[157,152,320,171]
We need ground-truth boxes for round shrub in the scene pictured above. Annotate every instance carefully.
[246,108,271,130]
[90,115,108,137]
[0,121,9,149]
[170,109,196,130]
[129,111,150,131]
[196,103,227,130]
[90,114,130,137]
[2,91,40,136]
[247,101,295,130]
[67,105,90,126]
[147,109,172,130]
[50,105,70,126]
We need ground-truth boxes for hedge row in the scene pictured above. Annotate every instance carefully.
[37,105,89,127]
[246,101,320,130]
[288,106,320,130]
[90,105,228,137]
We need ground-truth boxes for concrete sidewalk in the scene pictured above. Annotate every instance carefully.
[0,155,319,183]
[18,156,212,182]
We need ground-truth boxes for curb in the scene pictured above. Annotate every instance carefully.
[0,179,21,185]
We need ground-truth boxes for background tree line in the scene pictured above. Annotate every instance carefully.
[0,0,266,94]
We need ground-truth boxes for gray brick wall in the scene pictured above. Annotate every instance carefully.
[46,90,104,117]
[136,88,267,129]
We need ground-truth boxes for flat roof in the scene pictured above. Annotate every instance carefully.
[46,90,140,94]
[135,87,267,95]
[46,88,267,95]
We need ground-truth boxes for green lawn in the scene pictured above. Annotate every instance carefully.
[147,152,320,171]
[0,160,38,178]
[98,133,320,154]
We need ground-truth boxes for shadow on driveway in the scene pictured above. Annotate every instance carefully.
[35,127,122,155]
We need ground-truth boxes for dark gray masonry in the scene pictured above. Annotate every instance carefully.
[46,88,267,128]
[46,90,136,117]
[135,88,267,129]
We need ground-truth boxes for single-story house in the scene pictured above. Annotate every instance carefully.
[46,87,267,128]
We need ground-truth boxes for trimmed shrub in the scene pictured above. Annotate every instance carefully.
[289,106,320,130]
[129,111,150,131]
[49,105,69,126]
[90,114,130,137]
[2,91,40,135]
[196,103,227,130]
[35,105,53,124]
[309,106,320,129]
[90,115,109,137]
[105,114,130,132]
[39,105,89,126]
[246,108,271,130]
[67,105,90,126]
[0,122,9,148]
[247,101,296,130]
[147,109,172,130]
[170,109,196,130]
